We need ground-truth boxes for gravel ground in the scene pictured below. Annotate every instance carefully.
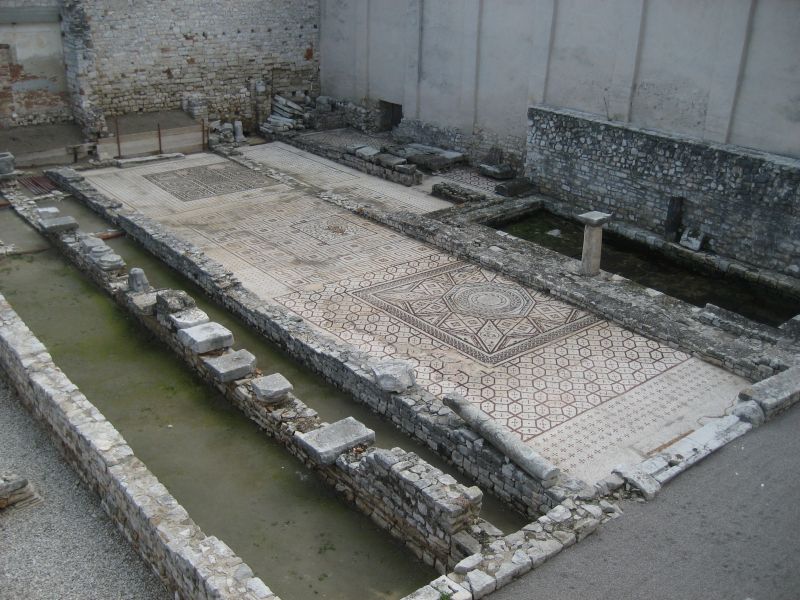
[0,379,170,600]
[493,404,800,600]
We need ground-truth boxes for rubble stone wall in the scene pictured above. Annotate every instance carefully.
[61,0,320,135]
[526,106,800,277]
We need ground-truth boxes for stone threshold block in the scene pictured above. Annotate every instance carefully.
[251,373,293,404]
[295,417,375,465]
[739,366,800,419]
[202,349,256,383]
[177,322,234,354]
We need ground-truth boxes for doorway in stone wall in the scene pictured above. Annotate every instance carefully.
[378,100,403,131]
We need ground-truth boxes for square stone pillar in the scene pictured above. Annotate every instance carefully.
[576,211,612,276]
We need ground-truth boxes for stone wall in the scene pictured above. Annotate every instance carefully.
[394,118,526,169]
[525,106,800,277]
[61,0,320,134]
[0,294,274,600]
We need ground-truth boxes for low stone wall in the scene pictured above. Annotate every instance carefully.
[275,131,422,186]
[46,166,582,518]
[0,294,274,600]
[11,195,489,572]
[525,105,800,278]
[395,118,526,170]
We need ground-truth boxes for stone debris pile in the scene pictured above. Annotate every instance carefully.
[260,95,310,134]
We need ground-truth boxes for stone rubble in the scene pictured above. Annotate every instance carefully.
[0,473,37,509]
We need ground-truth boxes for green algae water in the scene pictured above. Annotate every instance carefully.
[0,206,434,599]
[36,195,528,534]
[500,210,800,327]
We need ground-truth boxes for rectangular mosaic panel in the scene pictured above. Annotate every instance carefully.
[143,163,274,202]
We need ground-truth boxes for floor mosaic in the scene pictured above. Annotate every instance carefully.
[440,166,503,194]
[143,162,274,201]
[296,128,391,150]
[83,147,748,483]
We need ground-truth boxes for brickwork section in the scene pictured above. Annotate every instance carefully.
[525,105,800,277]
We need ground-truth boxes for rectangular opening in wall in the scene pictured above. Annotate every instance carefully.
[378,100,403,131]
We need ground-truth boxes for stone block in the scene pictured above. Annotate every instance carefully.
[576,211,612,227]
[127,268,150,292]
[0,152,14,175]
[428,576,471,600]
[128,291,158,316]
[371,360,416,392]
[295,417,375,465]
[202,349,256,383]
[169,308,210,330]
[156,289,196,315]
[479,163,516,180]
[679,229,705,251]
[95,252,125,271]
[177,322,234,354]
[465,569,496,599]
[732,399,766,426]
[739,366,800,419]
[495,178,535,198]
[40,216,78,233]
[36,207,60,218]
[779,315,800,339]
[252,373,293,403]
[374,153,407,168]
[355,146,380,160]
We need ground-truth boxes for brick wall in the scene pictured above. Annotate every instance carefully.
[525,106,800,277]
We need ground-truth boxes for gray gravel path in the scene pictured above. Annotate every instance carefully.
[0,379,170,600]
[492,404,800,600]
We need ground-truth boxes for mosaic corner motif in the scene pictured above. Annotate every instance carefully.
[350,262,600,365]
[143,163,274,202]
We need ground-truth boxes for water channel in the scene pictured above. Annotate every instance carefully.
[0,198,526,598]
[498,210,800,327]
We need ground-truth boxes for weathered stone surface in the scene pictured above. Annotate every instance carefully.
[295,417,375,465]
[733,399,766,426]
[576,211,612,227]
[444,393,560,485]
[739,366,800,419]
[0,152,14,175]
[251,373,293,403]
[128,291,158,316]
[40,216,78,233]
[156,289,196,315]
[479,163,515,180]
[465,569,496,599]
[374,153,407,168]
[355,145,381,160]
[613,463,661,499]
[202,349,256,383]
[371,360,416,392]
[95,252,125,271]
[127,267,150,292]
[177,322,234,354]
[679,229,705,251]
[779,315,800,339]
[495,177,535,197]
[454,553,482,574]
[428,575,471,600]
[36,207,60,218]
[169,308,210,330]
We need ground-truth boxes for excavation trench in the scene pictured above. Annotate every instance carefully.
[0,205,436,599]
[0,201,526,598]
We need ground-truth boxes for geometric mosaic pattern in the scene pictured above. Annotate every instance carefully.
[292,215,374,245]
[144,162,274,201]
[352,262,599,364]
[439,165,502,194]
[278,256,695,440]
